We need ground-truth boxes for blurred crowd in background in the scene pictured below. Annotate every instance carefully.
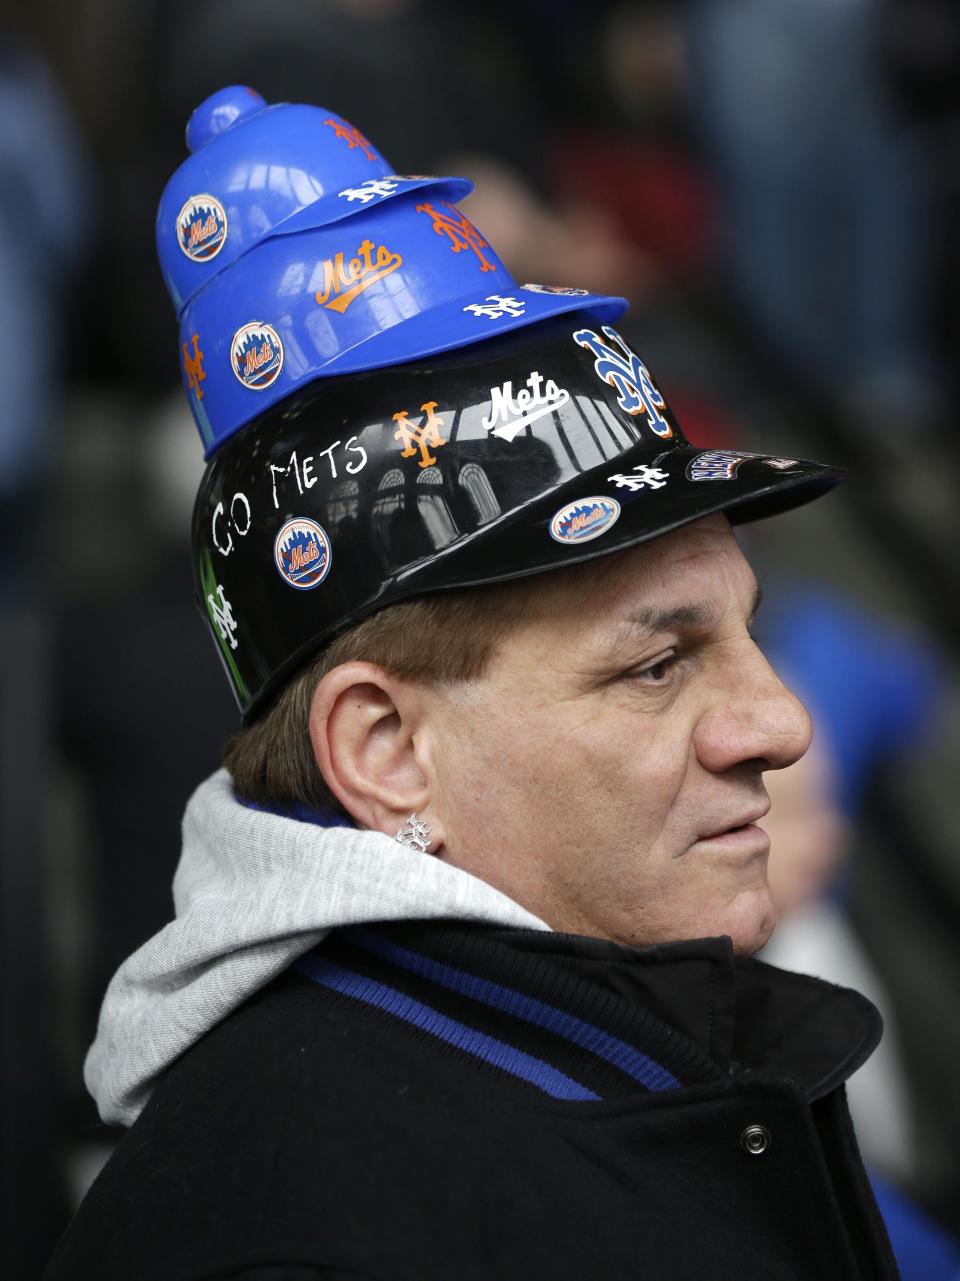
[3,0,960,1276]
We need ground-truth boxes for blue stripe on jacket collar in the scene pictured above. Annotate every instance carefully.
[294,951,601,1102]
[294,927,682,1102]
[345,925,679,1093]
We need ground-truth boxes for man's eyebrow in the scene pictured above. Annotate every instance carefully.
[621,583,764,636]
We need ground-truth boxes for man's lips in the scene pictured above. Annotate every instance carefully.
[697,802,771,843]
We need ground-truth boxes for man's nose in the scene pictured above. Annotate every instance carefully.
[694,646,813,775]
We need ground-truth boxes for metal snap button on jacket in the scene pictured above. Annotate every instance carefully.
[740,1124,772,1156]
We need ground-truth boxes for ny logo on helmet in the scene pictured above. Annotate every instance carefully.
[608,464,669,491]
[463,295,526,320]
[207,583,238,650]
[573,326,672,438]
[339,178,399,204]
[323,116,377,161]
[417,202,495,273]
[393,401,449,468]
[182,333,206,400]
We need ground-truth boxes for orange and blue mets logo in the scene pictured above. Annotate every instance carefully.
[177,194,227,262]
[231,322,284,391]
[274,518,332,590]
[573,326,672,438]
[549,497,621,544]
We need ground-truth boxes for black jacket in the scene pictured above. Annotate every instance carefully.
[46,921,900,1280]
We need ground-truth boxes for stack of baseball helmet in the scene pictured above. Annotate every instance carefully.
[157,85,841,719]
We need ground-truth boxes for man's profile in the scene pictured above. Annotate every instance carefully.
[45,86,899,1280]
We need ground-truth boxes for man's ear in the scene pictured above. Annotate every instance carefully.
[308,662,442,842]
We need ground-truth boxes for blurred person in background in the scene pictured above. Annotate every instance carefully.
[686,0,960,581]
[687,0,943,424]
[758,588,960,1278]
[0,44,90,589]
[0,34,92,1281]
[762,733,915,1183]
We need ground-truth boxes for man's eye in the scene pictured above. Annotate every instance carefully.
[630,656,677,683]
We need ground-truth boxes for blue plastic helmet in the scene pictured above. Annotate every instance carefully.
[157,85,628,456]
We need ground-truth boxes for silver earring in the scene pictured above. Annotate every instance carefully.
[394,813,431,854]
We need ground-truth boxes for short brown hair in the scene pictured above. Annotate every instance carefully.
[224,578,543,818]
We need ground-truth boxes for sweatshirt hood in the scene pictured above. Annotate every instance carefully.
[85,769,549,1126]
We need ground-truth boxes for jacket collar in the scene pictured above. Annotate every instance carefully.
[320,921,882,1103]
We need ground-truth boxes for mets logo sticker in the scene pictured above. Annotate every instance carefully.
[274,518,332,590]
[550,497,621,545]
[521,283,590,297]
[177,194,227,262]
[231,321,284,391]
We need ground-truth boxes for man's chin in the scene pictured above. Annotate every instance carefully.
[726,895,778,958]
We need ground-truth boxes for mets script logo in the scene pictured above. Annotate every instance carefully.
[481,370,569,441]
[315,239,403,313]
[393,401,448,468]
[273,518,332,590]
[177,194,227,262]
[549,497,621,545]
[573,326,672,438]
[417,202,495,272]
[182,333,206,400]
[323,116,378,161]
[231,322,284,391]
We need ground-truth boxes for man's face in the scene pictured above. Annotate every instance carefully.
[424,514,811,956]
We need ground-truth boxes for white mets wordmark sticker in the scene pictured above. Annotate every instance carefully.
[481,371,570,441]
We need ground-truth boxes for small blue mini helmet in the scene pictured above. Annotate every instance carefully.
[157,85,628,456]
[160,87,843,719]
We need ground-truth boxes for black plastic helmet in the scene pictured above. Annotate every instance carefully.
[193,313,843,719]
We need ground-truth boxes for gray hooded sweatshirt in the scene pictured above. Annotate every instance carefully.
[85,769,549,1127]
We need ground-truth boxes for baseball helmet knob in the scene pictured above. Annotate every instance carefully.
[186,85,268,153]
